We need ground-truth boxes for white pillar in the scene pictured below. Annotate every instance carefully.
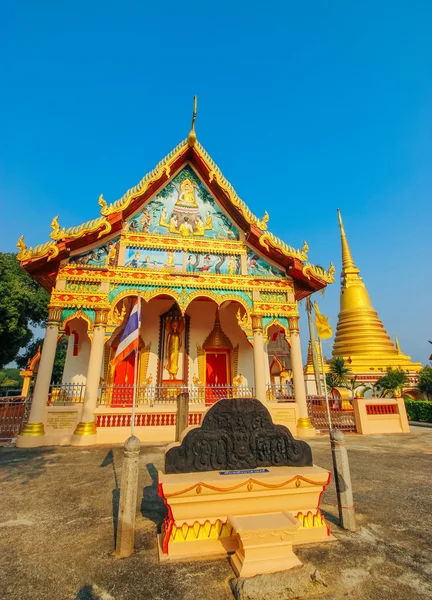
[72,310,108,446]
[289,316,316,438]
[16,306,62,448]
[252,315,266,404]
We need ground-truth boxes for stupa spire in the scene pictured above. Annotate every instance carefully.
[337,208,360,279]
[332,210,412,368]
[332,211,421,374]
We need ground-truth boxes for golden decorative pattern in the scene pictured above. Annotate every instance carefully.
[50,215,112,242]
[65,281,101,293]
[163,475,330,498]
[47,305,62,325]
[17,236,59,263]
[51,291,110,310]
[288,315,300,334]
[302,261,335,284]
[169,519,233,543]
[61,309,94,332]
[295,510,327,530]
[258,233,308,262]
[252,302,298,317]
[98,140,187,217]
[94,308,109,326]
[120,232,246,255]
[58,265,294,294]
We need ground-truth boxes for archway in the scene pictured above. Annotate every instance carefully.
[266,323,292,399]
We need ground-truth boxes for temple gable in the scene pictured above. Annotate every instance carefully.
[127,165,239,240]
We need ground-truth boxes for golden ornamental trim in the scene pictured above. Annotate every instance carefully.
[58,267,294,294]
[258,234,308,262]
[17,236,60,263]
[50,215,112,242]
[119,232,246,255]
[195,142,269,232]
[61,309,94,332]
[302,261,335,284]
[98,140,188,217]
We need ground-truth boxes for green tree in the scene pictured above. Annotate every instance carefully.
[325,372,339,392]
[16,336,68,384]
[375,367,409,397]
[0,367,22,387]
[0,253,49,368]
[344,375,372,397]
[418,365,432,401]
[328,356,352,386]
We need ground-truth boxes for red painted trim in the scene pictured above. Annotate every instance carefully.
[158,483,174,554]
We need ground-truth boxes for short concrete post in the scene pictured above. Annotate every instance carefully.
[176,392,189,441]
[330,428,356,532]
[115,435,141,558]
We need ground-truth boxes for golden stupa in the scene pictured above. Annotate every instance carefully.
[332,209,422,374]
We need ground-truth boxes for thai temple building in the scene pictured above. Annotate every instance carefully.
[16,106,335,447]
[305,210,421,395]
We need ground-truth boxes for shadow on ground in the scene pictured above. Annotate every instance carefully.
[141,462,167,532]
[0,447,60,484]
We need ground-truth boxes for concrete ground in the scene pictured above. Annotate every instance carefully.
[0,427,431,600]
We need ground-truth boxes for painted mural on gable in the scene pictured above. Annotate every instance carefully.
[69,237,120,266]
[125,166,239,240]
[246,247,285,278]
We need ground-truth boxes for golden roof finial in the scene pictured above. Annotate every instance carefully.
[188,95,197,147]
[337,209,360,278]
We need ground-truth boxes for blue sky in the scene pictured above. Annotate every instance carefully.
[1,1,431,363]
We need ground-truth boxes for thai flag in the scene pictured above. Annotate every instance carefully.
[111,298,141,368]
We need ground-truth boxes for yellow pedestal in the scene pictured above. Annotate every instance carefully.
[229,511,302,577]
[158,465,333,561]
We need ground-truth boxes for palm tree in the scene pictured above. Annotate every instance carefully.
[328,356,352,387]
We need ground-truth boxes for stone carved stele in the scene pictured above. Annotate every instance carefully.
[165,398,313,474]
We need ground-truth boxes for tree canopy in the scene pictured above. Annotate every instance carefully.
[0,253,49,368]
[0,367,22,388]
[375,367,409,397]
[418,365,432,401]
[16,336,68,384]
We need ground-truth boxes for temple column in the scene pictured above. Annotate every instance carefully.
[16,306,62,448]
[288,316,316,438]
[252,315,266,404]
[71,309,108,446]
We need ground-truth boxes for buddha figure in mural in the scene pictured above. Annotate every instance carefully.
[158,177,214,237]
[165,318,184,380]
[175,179,199,208]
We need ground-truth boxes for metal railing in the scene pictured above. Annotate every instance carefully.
[97,384,255,407]
[266,383,294,401]
[0,396,31,442]
[48,383,86,405]
[306,397,356,431]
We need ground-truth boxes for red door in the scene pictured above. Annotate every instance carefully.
[112,354,135,405]
[205,352,228,404]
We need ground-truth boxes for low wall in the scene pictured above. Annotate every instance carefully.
[33,400,302,446]
[44,405,83,446]
[94,405,207,444]
[267,402,299,437]
[351,397,409,435]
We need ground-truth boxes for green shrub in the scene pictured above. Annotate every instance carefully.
[404,399,432,423]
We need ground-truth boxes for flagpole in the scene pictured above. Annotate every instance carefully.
[131,293,141,438]
[319,337,333,431]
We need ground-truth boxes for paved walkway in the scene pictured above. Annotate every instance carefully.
[0,427,431,600]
